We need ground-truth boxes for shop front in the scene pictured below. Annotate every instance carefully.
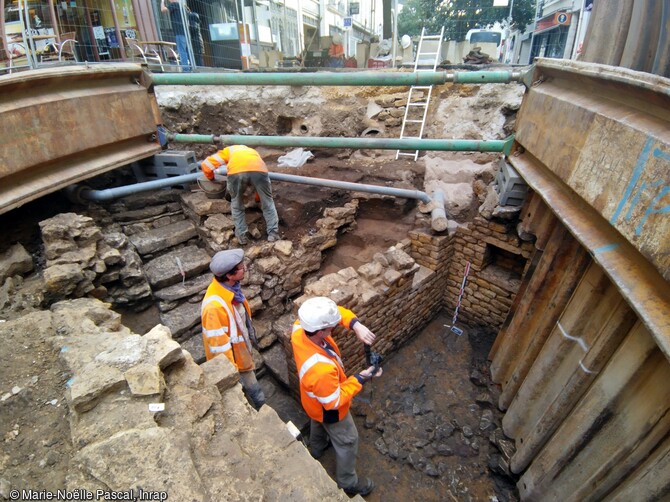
[530,11,572,61]
[1,0,160,68]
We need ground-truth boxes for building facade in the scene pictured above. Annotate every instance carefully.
[1,0,381,70]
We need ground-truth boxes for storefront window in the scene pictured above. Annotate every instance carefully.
[3,0,143,64]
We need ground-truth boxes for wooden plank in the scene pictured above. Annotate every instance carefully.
[503,262,609,437]
[526,194,557,252]
[498,235,590,410]
[490,223,582,394]
[578,355,670,501]
[490,192,556,361]
[620,0,663,73]
[489,247,541,361]
[515,190,557,252]
[491,224,569,384]
[505,267,636,473]
[509,151,670,363]
[518,323,670,500]
[581,0,634,66]
[608,434,670,501]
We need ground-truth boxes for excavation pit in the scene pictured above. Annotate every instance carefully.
[0,82,528,499]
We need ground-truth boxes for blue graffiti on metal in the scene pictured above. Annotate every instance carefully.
[592,243,620,255]
[610,137,670,236]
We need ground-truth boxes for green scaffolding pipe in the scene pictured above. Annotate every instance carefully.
[169,133,514,154]
[150,69,525,87]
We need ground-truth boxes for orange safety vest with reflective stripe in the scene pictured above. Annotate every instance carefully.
[291,306,362,423]
[201,278,255,371]
[328,43,344,58]
[201,145,268,180]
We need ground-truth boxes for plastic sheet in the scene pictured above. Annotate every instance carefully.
[277,148,314,168]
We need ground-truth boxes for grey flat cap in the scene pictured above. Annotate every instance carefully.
[210,248,244,276]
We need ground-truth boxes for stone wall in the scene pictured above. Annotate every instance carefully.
[445,217,534,330]
[276,210,536,400]
[283,230,452,399]
[367,90,427,130]
[47,297,354,501]
[36,188,364,388]
[34,181,534,404]
[34,185,533,397]
[39,211,153,308]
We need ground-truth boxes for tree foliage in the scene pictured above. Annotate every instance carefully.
[398,0,536,41]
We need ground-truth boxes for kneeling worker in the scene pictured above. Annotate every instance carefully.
[291,296,382,497]
[201,248,265,409]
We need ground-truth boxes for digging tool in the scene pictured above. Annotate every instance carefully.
[447,261,471,336]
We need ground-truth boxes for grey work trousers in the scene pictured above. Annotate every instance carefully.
[310,412,359,489]
[239,370,265,410]
[226,171,279,238]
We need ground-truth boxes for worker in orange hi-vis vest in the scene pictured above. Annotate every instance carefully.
[201,248,265,409]
[201,145,280,245]
[291,296,382,497]
[328,33,345,67]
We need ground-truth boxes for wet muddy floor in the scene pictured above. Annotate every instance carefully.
[314,311,519,501]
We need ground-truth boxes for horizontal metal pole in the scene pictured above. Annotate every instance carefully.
[66,172,203,202]
[448,70,523,84]
[169,133,513,153]
[67,166,432,204]
[150,70,525,87]
[253,169,432,204]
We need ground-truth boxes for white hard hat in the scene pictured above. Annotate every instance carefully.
[332,34,342,45]
[298,297,342,332]
[401,34,411,49]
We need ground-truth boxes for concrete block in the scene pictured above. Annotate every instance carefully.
[495,158,528,206]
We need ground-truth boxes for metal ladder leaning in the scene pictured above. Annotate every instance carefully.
[396,26,445,161]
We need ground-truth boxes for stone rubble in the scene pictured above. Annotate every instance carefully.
[0,243,34,284]
[39,212,152,308]
[40,297,354,501]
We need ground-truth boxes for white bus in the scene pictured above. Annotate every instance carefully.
[465,28,505,62]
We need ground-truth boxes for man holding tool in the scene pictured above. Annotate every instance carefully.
[290,296,382,497]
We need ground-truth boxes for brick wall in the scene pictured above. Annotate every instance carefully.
[446,217,534,330]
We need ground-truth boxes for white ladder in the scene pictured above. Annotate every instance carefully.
[396,26,445,161]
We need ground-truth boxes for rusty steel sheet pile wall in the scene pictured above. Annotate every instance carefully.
[0,64,161,215]
[581,0,670,78]
[490,59,670,499]
[515,59,670,283]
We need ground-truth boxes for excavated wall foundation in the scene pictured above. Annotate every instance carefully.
[0,75,532,500]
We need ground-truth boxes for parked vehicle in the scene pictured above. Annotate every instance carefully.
[465,28,505,62]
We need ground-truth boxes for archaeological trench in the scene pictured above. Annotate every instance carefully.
[0,59,669,502]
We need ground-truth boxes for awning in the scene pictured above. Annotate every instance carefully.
[535,11,571,33]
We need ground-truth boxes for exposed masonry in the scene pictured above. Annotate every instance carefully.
[14,174,531,500]
[36,182,530,402]
[281,218,533,399]
[446,217,534,329]
[34,298,353,500]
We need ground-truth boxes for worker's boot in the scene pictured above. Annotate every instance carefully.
[342,478,374,497]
